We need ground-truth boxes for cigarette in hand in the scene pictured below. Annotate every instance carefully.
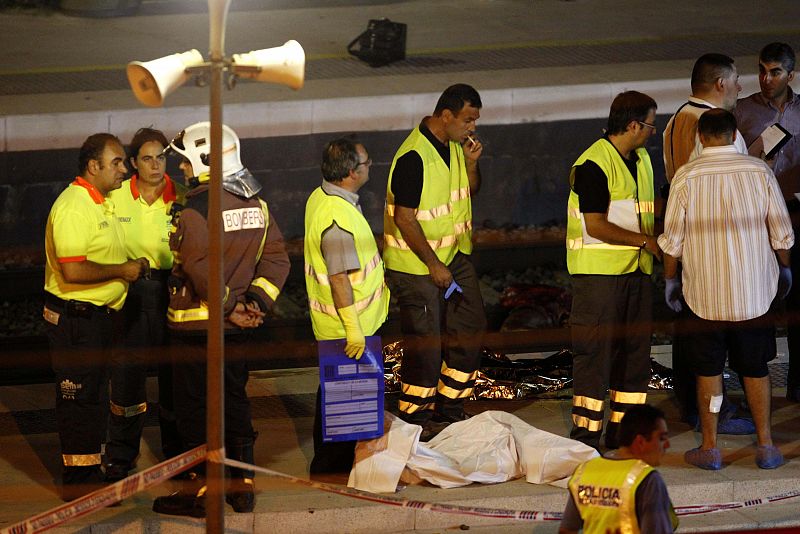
[466,135,477,147]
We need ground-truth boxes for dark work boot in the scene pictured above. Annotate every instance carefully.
[104,461,131,483]
[152,471,206,518]
[62,465,105,502]
[225,436,255,513]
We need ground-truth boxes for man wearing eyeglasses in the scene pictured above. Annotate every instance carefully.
[566,91,660,451]
[303,138,390,478]
[662,53,755,437]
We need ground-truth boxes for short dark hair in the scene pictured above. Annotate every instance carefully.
[698,108,737,139]
[78,133,122,175]
[617,404,665,447]
[433,83,482,116]
[606,91,657,136]
[691,53,736,92]
[760,42,795,73]
[321,138,361,182]
[129,127,168,160]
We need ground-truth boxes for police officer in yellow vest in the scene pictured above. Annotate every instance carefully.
[43,133,149,500]
[560,404,678,534]
[304,138,390,475]
[566,91,661,450]
[384,84,486,439]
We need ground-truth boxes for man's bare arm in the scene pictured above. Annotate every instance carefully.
[61,258,147,284]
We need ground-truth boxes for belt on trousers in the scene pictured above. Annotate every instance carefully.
[45,292,113,317]
[143,269,171,282]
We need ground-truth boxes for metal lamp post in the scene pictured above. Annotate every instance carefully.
[126,1,304,531]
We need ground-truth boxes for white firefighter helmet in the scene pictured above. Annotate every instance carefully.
[169,121,244,179]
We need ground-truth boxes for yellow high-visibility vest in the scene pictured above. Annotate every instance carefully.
[566,139,655,275]
[304,187,389,340]
[568,457,677,534]
[384,128,473,274]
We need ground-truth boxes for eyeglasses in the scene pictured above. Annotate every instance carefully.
[638,121,657,131]
[355,158,372,168]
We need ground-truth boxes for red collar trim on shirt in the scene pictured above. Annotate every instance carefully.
[71,176,104,204]
[130,174,177,202]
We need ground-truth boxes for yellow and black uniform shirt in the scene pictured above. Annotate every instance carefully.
[109,174,183,270]
[44,176,128,310]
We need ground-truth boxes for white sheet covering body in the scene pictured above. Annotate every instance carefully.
[348,411,598,493]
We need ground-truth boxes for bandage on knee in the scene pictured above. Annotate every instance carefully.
[709,394,723,413]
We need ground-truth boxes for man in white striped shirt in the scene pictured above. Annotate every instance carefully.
[658,109,794,470]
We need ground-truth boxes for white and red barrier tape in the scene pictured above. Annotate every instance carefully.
[1,446,206,534]
[225,457,800,521]
[3,447,799,533]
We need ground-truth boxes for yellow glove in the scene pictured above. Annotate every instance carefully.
[337,304,365,360]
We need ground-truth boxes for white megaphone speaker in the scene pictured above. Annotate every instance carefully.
[126,49,204,107]
[232,40,305,90]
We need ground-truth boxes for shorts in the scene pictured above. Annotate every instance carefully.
[682,306,774,378]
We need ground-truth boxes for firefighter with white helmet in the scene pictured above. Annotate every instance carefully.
[153,122,290,517]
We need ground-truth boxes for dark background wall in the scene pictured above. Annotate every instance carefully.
[0,116,670,252]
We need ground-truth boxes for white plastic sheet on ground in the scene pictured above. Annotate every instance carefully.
[348,410,598,493]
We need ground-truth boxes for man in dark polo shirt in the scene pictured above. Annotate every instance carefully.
[383,83,486,440]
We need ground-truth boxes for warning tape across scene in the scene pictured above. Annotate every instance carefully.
[3,445,799,533]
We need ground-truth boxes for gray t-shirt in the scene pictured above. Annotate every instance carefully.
[319,180,361,275]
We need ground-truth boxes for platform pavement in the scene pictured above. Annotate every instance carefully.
[2,1,800,532]
[0,344,799,533]
[1,0,799,150]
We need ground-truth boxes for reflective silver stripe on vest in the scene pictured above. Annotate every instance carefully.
[567,237,640,251]
[308,281,387,318]
[385,187,470,222]
[304,251,382,287]
[384,220,472,251]
[619,461,649,534]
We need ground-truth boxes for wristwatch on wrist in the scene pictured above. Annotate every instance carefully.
[639,236,648,248]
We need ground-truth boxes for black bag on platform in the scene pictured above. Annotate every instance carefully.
[347,18,407,67]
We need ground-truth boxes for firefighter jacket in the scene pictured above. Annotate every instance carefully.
[167,184,290,331]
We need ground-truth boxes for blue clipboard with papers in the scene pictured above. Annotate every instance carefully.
[318,335,384,442]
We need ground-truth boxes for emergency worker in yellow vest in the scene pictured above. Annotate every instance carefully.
[152,122,290,517]
[384,83,486,440]
[43,133,149,500]
[105,127,186,482]
[566,91,661,450]
[560,404,678,534]
[304,138,390,476]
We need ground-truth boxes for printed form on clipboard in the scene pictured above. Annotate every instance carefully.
[318,335,384,442]
[760,123,792,160]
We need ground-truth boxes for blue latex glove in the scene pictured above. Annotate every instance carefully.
[777,265,792,300]
[664,277,683,313]
[444,280,463,300]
